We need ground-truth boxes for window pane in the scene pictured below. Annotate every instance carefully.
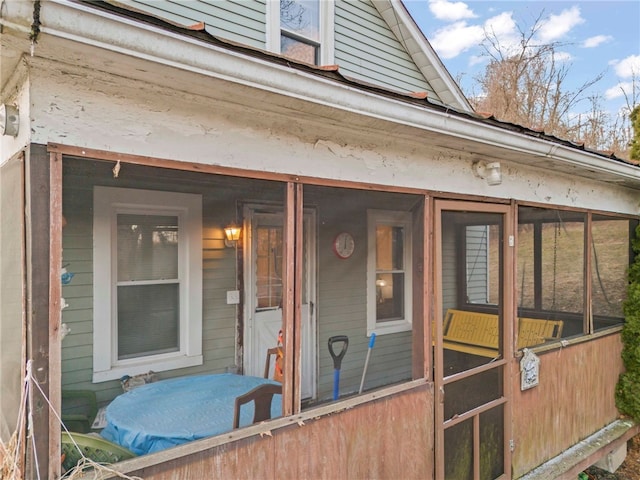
[376,224,405,322]
[465,225,500,305]
[444,419,473,480]
[256,226,283,309]
[281,33,318,64]
[376,272,404,321]
[592,216,631,329]
[117,214,178,282]
[541,217,584,313]
[376,225,404,270]
[480,405,505,480]
[280,0,319,40]
[118,284,179,359]
[517,223,535,309]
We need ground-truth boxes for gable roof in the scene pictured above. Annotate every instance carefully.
[99,0,471,111]
[372,1,472,111]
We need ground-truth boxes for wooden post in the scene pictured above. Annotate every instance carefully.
[25,144,52,479]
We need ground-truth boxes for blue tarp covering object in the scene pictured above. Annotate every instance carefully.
[101,373,282,455]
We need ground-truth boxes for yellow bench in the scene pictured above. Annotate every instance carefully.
[517,317,563,349]
[441,309,563,358]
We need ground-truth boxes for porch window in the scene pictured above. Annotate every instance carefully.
[517,207,585,340]
[367,210,412,336]
[592,215,632,330]
[267,0,334,65]
[92,187,203,382]
[517,207,634,343]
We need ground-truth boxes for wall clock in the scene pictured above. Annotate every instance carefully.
[333,232,355,259]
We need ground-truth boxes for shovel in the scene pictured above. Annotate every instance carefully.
[358,333,376,394]
[328,335,349,400]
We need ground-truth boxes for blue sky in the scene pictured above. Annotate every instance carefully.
[403,0,640,117]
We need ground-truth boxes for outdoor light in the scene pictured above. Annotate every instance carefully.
[0,104,19,137]
[224,224,241,247]
[472,160,502,186]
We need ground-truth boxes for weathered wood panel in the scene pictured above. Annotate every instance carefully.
[511,334,624,477]
[129,384,434,479]
[26,144,52,478]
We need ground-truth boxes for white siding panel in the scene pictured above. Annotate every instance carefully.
[335,0,435,95]
[114,0,267,48]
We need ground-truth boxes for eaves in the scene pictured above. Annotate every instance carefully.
[3,0,640,190]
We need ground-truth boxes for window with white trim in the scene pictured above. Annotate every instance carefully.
[267,0,334,65]
[92,187,203,382]
[367,210,412,336]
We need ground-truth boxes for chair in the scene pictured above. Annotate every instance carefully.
[61,390,98,433]
[232,383,282,429]
[61,431,136,472]
[264,346,284,382]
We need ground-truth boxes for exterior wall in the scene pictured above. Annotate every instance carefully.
[334,0,435,96]
[15,33,639,479]
[111,0,268,49]
[511,334,625,477]
[107,0,437,98]
[126,384,434,480]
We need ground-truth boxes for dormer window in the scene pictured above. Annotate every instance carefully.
[267,0,334,65]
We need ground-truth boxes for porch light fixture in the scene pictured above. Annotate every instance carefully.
[472,160,502,186]
[0,104,19,137]
[224,224,241,247]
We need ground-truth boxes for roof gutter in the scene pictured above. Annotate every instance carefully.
[5,0,640,187]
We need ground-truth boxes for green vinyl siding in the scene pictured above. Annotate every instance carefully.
[61,168,241,407]
[105,0,440,98]
[61,163,417,406]
[113,0,267,48]
[312,190,413,400]
[335,0,436,96]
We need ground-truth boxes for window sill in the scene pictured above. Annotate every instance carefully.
[367,320,412,337]
[92,354,203,383]
[97,378,431,477]
[516,325,623,358]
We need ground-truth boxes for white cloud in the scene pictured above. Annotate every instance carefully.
[430,21,484,59]
[582,35,612,48]
[605,81,634,100]
[483,12,520,55]
[553,51,573,62]
[537,6,585,43]
[469,55,487,67]
[612,55,640,78]
[428,0,476,22]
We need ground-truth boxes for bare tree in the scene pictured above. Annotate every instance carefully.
[630,105,640,162]
[466,14,640,155]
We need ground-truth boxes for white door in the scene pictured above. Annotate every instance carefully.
[243,207,316,400]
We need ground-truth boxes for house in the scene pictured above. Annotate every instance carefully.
[1,0,639,478]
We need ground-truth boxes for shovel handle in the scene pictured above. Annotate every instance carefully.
[328,335,349,370]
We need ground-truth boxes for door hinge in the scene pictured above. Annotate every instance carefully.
[508,235,515,247]
[509,439,515,452]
